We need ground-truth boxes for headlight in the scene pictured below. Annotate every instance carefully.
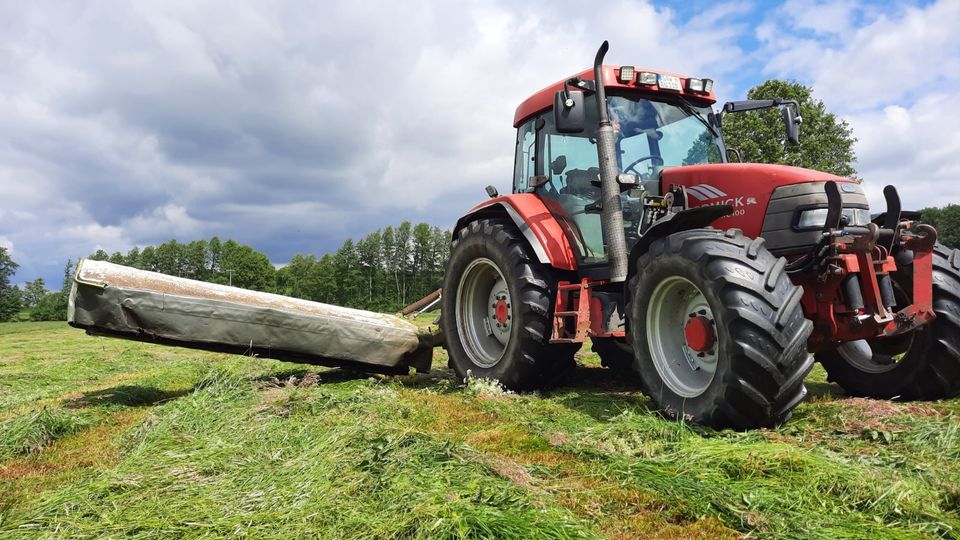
[797,207,871,229]
[797,208,829,229]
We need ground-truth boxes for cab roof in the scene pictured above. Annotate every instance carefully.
[513,65,717,127]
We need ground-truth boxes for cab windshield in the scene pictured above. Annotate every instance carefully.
[545,95,723,188]
[608,94,722,173]
[524,93,723,264]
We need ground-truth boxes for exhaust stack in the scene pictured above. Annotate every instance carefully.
[592,41,628,282]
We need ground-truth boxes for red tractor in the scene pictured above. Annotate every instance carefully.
[440,42,960,429]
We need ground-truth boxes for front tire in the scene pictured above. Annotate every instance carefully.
[628,229,814,430]
[441,219,578,390]
[818,243,960,400]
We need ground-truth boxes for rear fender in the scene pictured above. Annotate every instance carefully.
[453,194,578,271]
[625,205,734,286]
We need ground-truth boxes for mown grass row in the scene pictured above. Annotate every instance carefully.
[1,322,958,538]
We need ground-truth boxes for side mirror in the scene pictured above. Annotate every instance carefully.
[554,89,585,133]
[781,105,801,144]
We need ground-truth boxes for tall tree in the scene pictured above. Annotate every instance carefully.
[356,230,382,303]
[380,226,396,305]
[23,278,47,308]
[411,223,433,298]
[218,240,275,291]
[125,247,141,268]
[139,246,157,271]
[333,239,363,307]
[721,80,857,177]
[0,247,21,321]
[394,221,412,304]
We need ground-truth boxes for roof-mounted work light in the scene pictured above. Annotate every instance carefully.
[637,71,658,86]
[618,66,635,83]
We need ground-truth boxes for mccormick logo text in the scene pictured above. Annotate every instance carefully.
[686,184,757,208]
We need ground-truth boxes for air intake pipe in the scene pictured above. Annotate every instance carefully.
[592,41,628,282]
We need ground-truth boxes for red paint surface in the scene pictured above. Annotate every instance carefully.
[661,164,854,239]
[464,194,578,271]
[514,65,717,127]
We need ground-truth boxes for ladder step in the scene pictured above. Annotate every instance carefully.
[554,311,579,317]
[557,284,582,291]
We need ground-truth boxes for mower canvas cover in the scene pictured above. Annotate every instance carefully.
[68,259,433,373]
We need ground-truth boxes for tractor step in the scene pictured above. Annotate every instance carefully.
[551,278,594,343]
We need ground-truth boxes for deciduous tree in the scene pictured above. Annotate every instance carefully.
[721,80,857,178]
[921,205,960,249]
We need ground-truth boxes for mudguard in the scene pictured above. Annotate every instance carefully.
[454,194,578,271]
[626,205,733,282]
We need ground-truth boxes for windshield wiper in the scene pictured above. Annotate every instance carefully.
[675,96,719,138]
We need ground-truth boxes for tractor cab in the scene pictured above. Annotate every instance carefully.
[512,67,725,265]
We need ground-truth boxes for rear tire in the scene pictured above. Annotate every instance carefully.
[818,243,960,400]
[628,229,814,430]
[441,218,578,390]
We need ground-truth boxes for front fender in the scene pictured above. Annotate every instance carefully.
[454,194,578,271]
[626,205,734,283]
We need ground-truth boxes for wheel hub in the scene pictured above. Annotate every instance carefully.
[494,298,509,325]
[485,278,511,346]
[684,315,714,352]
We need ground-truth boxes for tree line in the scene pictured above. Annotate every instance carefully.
[0,221,452,322]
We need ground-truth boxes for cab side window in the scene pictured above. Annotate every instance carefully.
[513,119,537,193]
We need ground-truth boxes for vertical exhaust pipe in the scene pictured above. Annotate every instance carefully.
[593,41,628,282]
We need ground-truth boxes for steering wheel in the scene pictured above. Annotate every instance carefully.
[623,155,665,177]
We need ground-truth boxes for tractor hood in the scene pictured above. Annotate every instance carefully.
[660,163,863,244]
[661,163,851,193]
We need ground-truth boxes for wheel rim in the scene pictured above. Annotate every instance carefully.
[646,276,718,398]
[456,258,512,368]
[838,333,915,373]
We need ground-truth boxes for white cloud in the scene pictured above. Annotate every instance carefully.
[757,0,960,211]
[0,0,753,284]
[811,1,960,111]
[848,91,960,209]
[783,0,860,36]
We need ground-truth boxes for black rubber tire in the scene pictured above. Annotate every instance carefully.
[591,338,635,374]
[818,243,960,400]
[441,218,578,390]
[628,228,814,430]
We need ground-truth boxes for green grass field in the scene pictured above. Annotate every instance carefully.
[1,320,958,539]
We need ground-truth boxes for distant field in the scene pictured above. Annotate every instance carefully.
[1,320,958,539]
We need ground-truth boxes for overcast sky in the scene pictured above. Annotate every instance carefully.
[2,0,958,286]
